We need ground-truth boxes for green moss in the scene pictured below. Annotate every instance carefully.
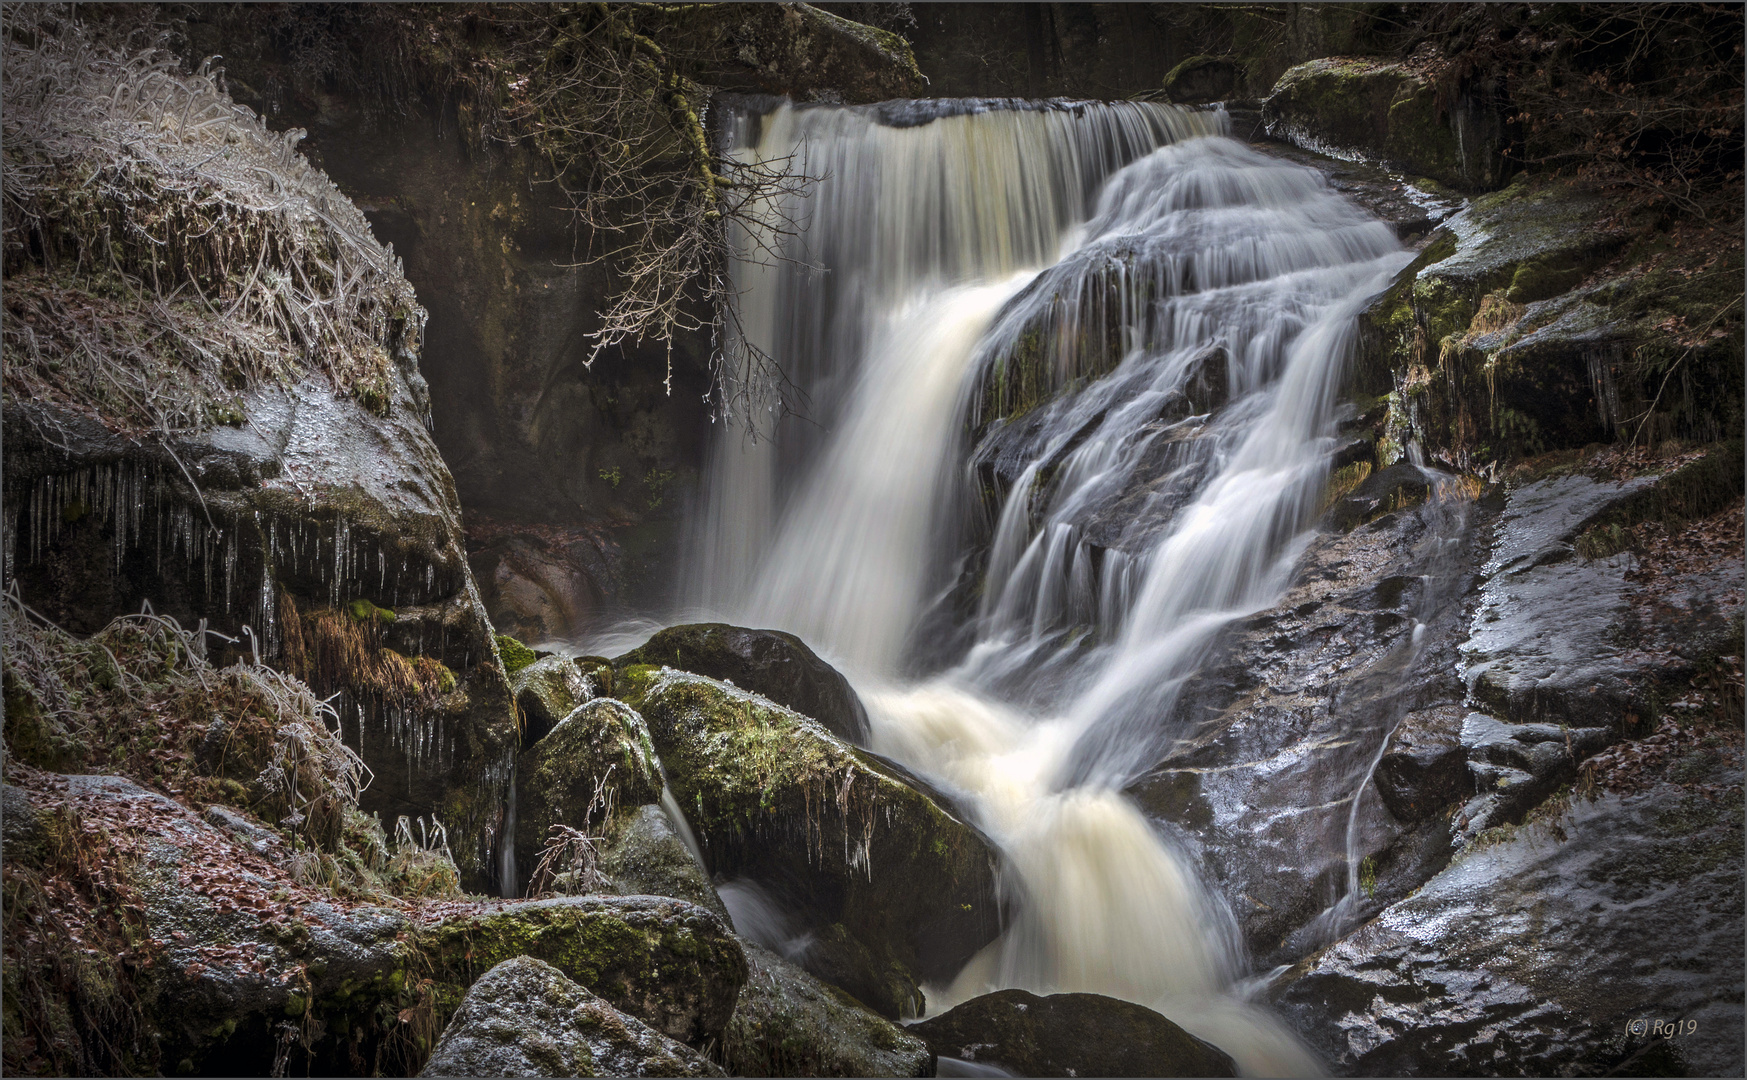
[1505,255,1590,304]
[613,664,662,711]
[346,597,396,623]
[495,634,537,678]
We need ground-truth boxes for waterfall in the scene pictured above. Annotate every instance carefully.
[687,98,1414,1076]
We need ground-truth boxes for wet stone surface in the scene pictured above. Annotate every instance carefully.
[1128,493,1483,969]
[1272,760,1745,1078]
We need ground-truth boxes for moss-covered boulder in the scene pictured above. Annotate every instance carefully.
[514,699,664,889]
[512,654,599,746]
[1354,174,1742,471]
[909,990,1237,1078]
[420,956,723,1078]
[4,774,422,1077]
[616,623,870,744]
[418,894,747,1049]
[1262,56,1504,191]
[635,670,1001,1018]
[1161,55,1238,104]
[600,804,729,921]
[725,939,933,1078]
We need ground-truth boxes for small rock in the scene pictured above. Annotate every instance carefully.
[908,989,1236,1077]
[420,955,723,1077]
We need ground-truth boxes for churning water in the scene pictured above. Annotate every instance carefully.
[684,98,1414,1075]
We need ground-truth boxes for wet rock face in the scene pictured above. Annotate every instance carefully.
[420,956,724,1078]
[514,698,664,888]
[1372,706,1468,822]
[1354,175,1742,473]
[1262,56,1506,192]
[634,670,1001,1017]
[599,804,729,920]
[1246,140,1465,245]
[617,623,871,745]
[1273,761,1745,1078]
[1128,492,1482,968]
[1462,464,1720,728]
[726,939,933,1078]
[419,894,748,1050]
[909,989,1237,1078]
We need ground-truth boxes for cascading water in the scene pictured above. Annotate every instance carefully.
[685,98,1416,1076]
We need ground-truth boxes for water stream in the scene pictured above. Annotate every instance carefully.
[681,98,1417,1075]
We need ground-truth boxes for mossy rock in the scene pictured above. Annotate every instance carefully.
[725,939,933,1078]
[1351,174,1739,469]
[514,699,663,888]
[909,989,1237,1077]
[419,894,747,1049]
[615,623,870,745]
[635,671,1001,1012]
[496,634,538,678]
[512,654,597,747]
[1161,55,1237,104]
[419,956,723,1077]
[1262,56,1499,191]
[599,803,727,920]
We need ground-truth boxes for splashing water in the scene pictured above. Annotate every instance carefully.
[686,99,1417,1075]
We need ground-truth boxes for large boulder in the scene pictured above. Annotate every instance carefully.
[514,698,663,887]
[599,803,730,921]
[617,623,871,744]
[726,939,933,1078]
[420,956,723,1078]
[908,990,1237,1078]
[1160,55,1238,104]
[1262,56,1505,191]
[1,774,417,1077]
[417,894,747,1049]
[630,669,1001,1018]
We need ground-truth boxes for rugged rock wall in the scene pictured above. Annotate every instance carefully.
[173,3,925,643]
[1,9,520,890]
